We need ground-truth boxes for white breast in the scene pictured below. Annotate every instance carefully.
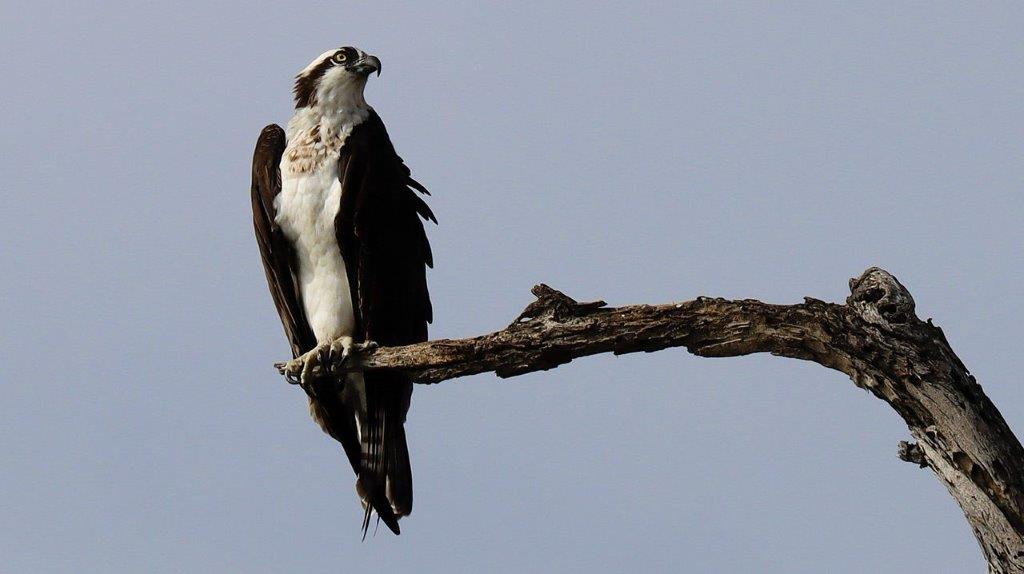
[275,133,356,343]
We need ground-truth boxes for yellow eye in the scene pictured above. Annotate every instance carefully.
[333,52,347,63]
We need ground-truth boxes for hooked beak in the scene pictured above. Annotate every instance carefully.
[354,54,382,77]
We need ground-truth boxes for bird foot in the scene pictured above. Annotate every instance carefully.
[331,338,379,368]
[281,341,332,386]
[281,339,379,385]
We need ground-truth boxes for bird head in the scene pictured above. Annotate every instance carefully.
[293,46,382,109]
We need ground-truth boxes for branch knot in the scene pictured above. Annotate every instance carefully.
[898,440,929,468]
[513,284,607,325]
[847,267,916,327]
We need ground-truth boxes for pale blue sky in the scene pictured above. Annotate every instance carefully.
[3,2,1023,572]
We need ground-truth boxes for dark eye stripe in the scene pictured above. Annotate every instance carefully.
[338,47,358,61]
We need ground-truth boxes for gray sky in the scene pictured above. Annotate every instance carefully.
[3,1,1023,572]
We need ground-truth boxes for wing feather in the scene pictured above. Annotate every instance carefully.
[334,110,435,534]
[335,111,434,344]
[251,124,315,357]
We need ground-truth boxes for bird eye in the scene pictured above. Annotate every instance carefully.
[333,52,347,64]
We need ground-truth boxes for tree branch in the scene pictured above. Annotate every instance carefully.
[274,267,1024,572]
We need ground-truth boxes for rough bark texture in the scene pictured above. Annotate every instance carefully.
[275,267,1024,572]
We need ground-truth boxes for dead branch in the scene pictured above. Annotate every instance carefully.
[274,267,1024,572]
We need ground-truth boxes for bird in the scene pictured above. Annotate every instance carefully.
[250,46,435,536]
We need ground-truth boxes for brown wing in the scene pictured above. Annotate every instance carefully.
[334,110,436,535]
[251,124,316,358]
[336,110,435,346]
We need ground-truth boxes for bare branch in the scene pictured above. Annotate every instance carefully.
[273,267,1024,572]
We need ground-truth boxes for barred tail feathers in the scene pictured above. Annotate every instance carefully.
[356,383,413,537]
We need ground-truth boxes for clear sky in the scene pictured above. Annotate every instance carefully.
[2,2,1022,572]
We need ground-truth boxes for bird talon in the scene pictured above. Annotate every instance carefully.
[281,343,333,386]
[281,357,305,385]
[300,342,331,384]
[318,344,333,374]
[320,338,379,371]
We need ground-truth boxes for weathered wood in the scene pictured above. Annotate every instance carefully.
[274,267,1024,572]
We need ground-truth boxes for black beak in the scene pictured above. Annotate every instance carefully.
[354,54,382,77]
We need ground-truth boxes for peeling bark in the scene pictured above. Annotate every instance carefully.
[274,267,1024,572]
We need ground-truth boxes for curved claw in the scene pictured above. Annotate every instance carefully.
[296,342,331,385]
[280,357,305,385]
[330,337,354,368]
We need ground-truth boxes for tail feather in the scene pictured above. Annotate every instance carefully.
[310,370,413,537]
[357,391,413,537]
[357,472,400,537]
[386,424,413,515]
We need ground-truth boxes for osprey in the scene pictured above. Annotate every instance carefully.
[251,46,435,536]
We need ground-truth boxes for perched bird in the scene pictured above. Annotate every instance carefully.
[251,46,435,536]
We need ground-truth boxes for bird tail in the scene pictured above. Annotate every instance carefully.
[356,381,413,538]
